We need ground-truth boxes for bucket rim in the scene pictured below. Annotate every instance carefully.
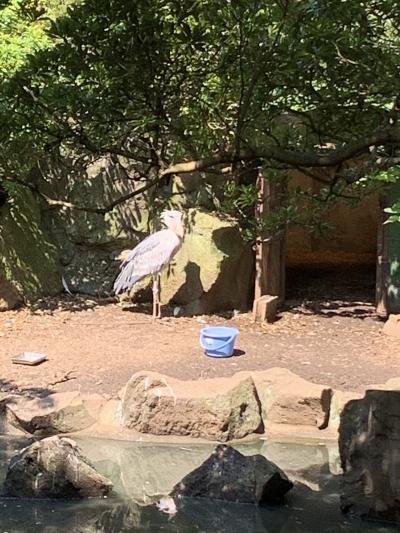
[200,326,239,338]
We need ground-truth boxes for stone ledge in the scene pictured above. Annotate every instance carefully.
[245,368,333,429]
[0,368,395,444]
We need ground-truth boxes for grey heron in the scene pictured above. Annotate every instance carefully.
[113,210,184,318]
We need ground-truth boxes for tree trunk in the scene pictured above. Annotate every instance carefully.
[376,195,389,316]
[376,183,400,316]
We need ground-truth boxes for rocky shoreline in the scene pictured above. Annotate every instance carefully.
[0,367,339,442]
[2,368,400,524]
[0,366,396,444]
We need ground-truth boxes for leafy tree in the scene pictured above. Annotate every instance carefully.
[1,0,400,236]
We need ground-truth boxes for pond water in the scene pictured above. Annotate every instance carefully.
[0,436,397,533]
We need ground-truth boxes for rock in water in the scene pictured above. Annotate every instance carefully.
[339,390,400,523]
[171,444,293,504]
[4,436,113,498]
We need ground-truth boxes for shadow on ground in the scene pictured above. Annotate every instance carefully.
[283,299,383,321]
[25,295,116,316]
[0,378,54,401]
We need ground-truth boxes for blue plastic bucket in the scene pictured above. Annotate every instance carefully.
[200,326,239,358]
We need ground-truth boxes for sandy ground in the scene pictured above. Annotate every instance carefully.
[0,295,399,399]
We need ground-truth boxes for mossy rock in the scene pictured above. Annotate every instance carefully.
[39,158,153,295]
[161,209,254,314]
[0,187,60,308]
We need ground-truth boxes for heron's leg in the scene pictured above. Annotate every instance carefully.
[156,273,162,319]
[152,274,161,319]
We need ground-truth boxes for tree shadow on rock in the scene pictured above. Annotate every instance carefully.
[169,226,254,316]
[211,227,254,313]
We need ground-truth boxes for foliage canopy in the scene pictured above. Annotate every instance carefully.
[1,0,400,234]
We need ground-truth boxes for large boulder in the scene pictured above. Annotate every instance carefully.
[38,157,153,296]
[120,371,263,442]
[339,390,400,523]
[7,391,105,436]
[160,209,254,314]
[171,444,293,504]
[0,187,60,308]
[23,155,254,309]
[4,436,113,498]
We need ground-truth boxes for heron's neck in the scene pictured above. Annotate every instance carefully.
[168,221,184,240]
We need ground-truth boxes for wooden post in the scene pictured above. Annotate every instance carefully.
[264,177,286,300]
[254,171,267,302]
[253,169,286,322]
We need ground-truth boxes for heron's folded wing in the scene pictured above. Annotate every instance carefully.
[114,230,174,293]
[120,231,166,267]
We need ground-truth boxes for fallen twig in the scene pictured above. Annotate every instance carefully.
[48,371,78,387]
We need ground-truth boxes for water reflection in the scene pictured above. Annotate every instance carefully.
[0,436,397,532]
[0,490,397,533]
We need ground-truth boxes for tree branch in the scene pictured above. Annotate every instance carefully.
[159,126,400,178]
[24,176,162,214]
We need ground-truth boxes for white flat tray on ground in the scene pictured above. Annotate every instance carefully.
[12,352,47,366]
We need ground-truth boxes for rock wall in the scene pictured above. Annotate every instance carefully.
[0,160,255,313]
[286,170,378,267]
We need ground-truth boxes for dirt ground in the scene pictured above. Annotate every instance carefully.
[0,294,399,399]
